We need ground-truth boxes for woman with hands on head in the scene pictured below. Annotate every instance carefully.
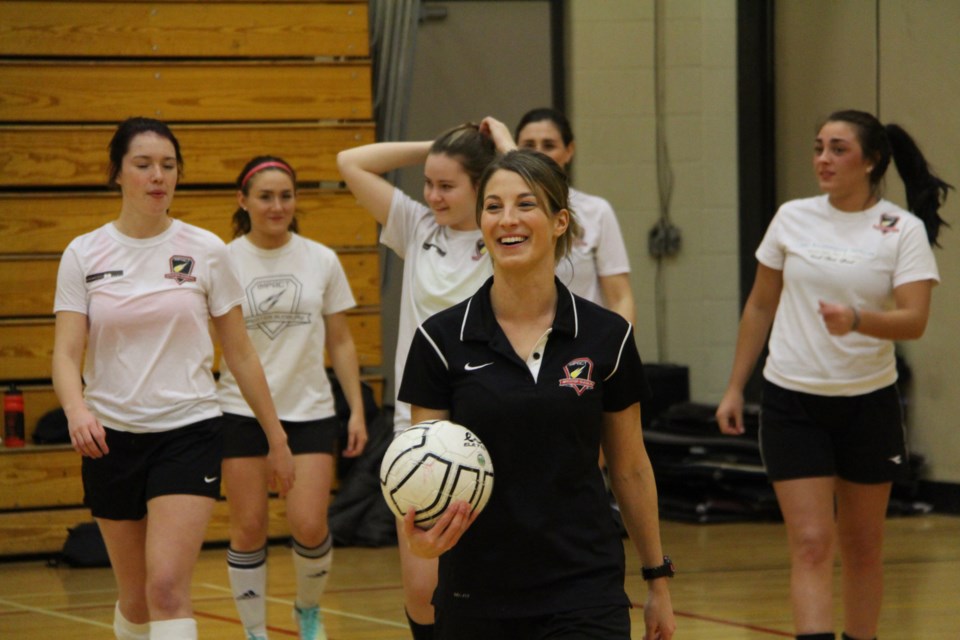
[217,156,368,640]
[399,149,676,640]
[51,117,294,640]
[336,117,511,639]
[716,109,950,640]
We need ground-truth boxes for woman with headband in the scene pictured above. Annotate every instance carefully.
[218,156,368,640]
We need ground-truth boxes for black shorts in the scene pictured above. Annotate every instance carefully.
[759,380,908,483]
[434,605,630,640]
[221,413,338,458]
[82,416,223,520]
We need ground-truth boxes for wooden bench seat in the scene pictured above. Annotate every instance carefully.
[0,124,374,188]
[0,61,371,123]
[0,1,369,58]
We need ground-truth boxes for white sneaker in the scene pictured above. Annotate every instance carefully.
[292,605,327,640]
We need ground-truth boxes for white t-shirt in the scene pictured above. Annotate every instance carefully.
[380,188,493,430]
[217,234,356,421]
[757,195,939,396]
[555,187,631,306]
[54,219,244,432]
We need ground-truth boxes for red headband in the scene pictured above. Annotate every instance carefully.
[240,161,294,189]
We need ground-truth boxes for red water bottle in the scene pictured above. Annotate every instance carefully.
[4,384,25,447]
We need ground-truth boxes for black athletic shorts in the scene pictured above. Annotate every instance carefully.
[434,605,630,640]
[82,416,223,520]
[759,380,908,483]
[220,413,338,458]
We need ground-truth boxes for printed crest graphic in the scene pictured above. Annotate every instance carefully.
[164,255,196,285]
[873,212,901,235]
[559,357,596,396]
[473,239,488,261]
[245,275,310,339]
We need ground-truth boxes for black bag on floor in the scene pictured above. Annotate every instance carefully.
[52,521,111,568]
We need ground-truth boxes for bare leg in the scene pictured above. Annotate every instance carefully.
[836,479,891,639]
[144,494,215,620]
[773,477,837,635]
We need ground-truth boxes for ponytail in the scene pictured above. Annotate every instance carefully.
[885,124,953,246]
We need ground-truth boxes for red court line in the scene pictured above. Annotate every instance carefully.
[631,601,793,637]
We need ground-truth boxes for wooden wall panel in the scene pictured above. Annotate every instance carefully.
[0,320,53,381]
[0,124,374,188]
[0,1,369,58]
[0,62,372,122]
[0,448,83,509]
[0,190,378,254]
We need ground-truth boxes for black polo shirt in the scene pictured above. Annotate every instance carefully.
[399,276,649,618]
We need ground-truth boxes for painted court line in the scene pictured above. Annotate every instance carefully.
[198,582,408,629]
[0,596,113,631]
[632,601,792,637]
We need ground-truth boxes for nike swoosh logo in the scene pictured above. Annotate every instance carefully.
[464,362,493,371]
[204,475,219,483]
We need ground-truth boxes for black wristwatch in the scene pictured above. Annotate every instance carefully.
[641,555,675,581]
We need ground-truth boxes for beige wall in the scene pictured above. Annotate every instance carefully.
[776,0,960,483]
[566,0,740,400]
[568,0,959,484]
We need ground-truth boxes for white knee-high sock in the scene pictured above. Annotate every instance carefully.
[227,545,269,638]
[149,618,196,640]
[113,601,150,640]
[291,535,333,608]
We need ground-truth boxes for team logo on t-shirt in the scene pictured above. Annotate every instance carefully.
[559,357,596,396]
[473,239,488,261]
[164,255,196,285]
[245,275,310,339]
[873,212,901,235]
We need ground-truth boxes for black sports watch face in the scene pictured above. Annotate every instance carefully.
[642,555,675,580]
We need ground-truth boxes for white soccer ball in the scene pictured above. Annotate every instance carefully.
[380,420,494,529]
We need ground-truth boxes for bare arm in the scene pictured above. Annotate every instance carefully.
[212,306,295,495]
[324,311,367,457]
[478,116,518,153]
[716,264,783,435]
[818,278,934,340]
[602,403,676,640]
[52,311,108,458]
[598,273,636,324]
[336,141,433,226]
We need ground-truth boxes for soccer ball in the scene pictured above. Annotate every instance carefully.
[379,420,494,529]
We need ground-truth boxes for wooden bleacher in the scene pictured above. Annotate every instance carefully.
[0,0,378,556]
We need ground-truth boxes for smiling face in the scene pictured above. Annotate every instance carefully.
[115,131,179,216]
[814,120,876,210]
[517,120,575,171]
[239,168,296,248]
[480,169,568,273]
[423,153,479,231]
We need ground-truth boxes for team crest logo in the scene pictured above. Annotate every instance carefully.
[559,357,596,396]
[473,239,488,261]
[873,213,901,235]
[164,255,196,285]
[245,275,310,339]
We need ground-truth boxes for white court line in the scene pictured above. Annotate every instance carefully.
[0,596,113,630]
[198,583,408,629]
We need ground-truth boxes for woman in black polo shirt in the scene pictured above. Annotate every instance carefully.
[398,150,676,640]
